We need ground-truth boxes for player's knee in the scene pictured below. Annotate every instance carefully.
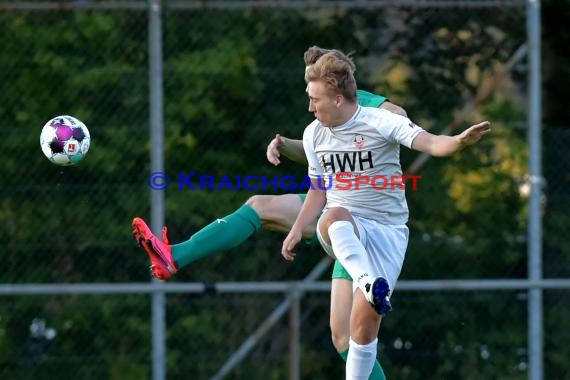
[350,316,381,344]
[245,195,267,216]
[330,328,349,352]
[320,207,350,228]
[318,207,352,243]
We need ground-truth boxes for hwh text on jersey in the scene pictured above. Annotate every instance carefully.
[321,151,373,173]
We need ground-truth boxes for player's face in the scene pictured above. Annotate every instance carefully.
[307,80,340,128]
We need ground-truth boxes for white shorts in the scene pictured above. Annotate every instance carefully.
[317,214,409,294]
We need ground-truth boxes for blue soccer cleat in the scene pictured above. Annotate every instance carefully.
[364,277,393,316]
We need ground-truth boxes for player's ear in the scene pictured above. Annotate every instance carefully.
[335,94,344,107]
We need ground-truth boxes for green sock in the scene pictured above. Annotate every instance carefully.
[339,348,386,380]
[171,204,261,269]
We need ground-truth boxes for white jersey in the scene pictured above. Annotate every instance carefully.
[303,106,424,225]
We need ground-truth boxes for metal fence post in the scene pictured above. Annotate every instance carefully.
[149,0,166,379]
[289,288,301,380]
[527,1,543,380]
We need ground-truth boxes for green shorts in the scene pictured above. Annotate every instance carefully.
[297,194,353,281]
[331,259,353,281]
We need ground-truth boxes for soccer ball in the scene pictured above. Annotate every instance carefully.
[40,115,91,166]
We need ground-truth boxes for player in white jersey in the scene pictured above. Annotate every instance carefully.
[303,105,422,298]
[282,51,491,380]
[133,46,402,380]
[304,106,422,226]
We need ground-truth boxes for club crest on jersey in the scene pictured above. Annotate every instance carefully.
[354,135,365,149]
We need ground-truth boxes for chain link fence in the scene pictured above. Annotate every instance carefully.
[1,1,568,379]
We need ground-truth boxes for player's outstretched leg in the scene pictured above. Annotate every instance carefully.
[132,217,178,280]
[364,277,392,316]
[132,195,305,279]
[132,203,262,278]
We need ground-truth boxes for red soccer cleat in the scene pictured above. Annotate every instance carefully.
[132,217,178,280]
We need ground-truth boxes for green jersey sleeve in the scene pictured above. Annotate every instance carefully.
[356,89,388,108]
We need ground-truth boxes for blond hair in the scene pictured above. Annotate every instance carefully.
[305,51,357,103]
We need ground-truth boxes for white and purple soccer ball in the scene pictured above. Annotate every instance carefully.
[40,115,90,166]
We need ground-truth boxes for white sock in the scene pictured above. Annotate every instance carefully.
[346,338,378,380]
[328,221,373,293]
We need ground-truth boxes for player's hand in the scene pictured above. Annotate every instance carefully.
[266,134,282,166]
[282,229,302,261]
[458,121,492,147]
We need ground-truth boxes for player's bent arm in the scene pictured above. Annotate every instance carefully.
[266,134,307,166]
[411,132,462,157]
[278,136,307,165]
[282,182,326,261]
[411,121,492,157]
[292,183,326,234]
[379,101,407,117]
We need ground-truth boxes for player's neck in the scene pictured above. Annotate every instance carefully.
[333,103,358,127]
